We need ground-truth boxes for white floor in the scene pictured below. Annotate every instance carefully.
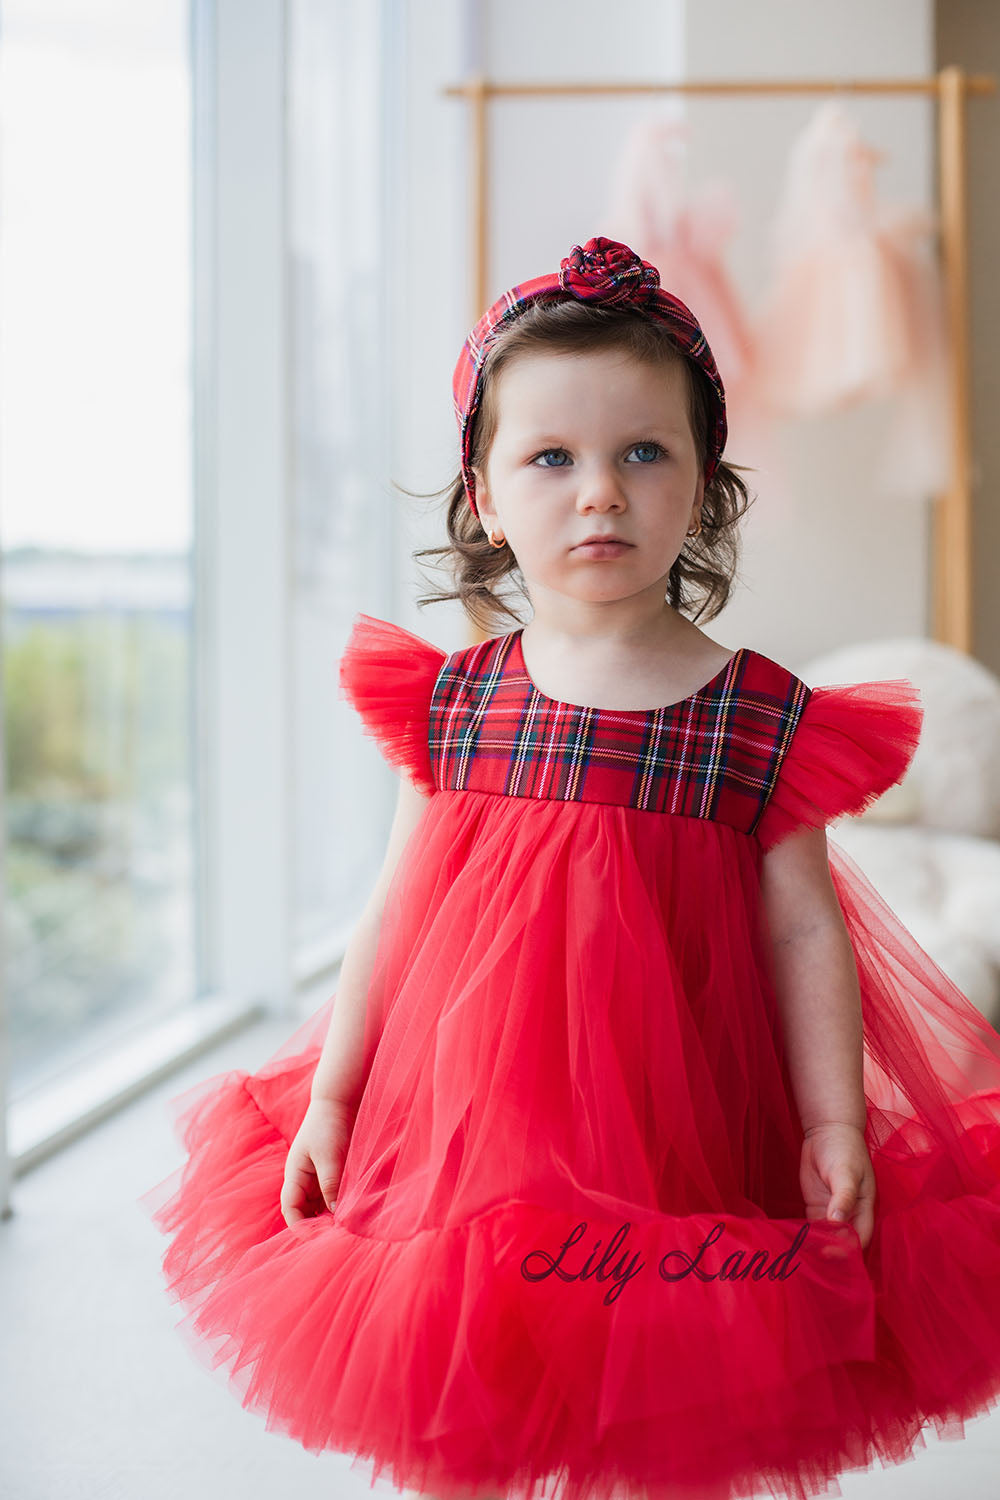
[1,1010,999,1500]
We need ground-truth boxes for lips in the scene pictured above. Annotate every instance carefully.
[575,536,631,548]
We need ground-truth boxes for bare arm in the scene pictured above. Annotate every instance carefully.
[758,826,866,1134]
[309,772,431,1108]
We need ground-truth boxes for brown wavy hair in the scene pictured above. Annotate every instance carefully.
[401,297,757,637]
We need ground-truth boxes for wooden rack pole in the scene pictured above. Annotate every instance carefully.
[936,65,974,651]
[444,67,995,654]
[444,75,997,98]
[466,74,489,328]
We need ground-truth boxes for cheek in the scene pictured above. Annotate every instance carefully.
[507,511,560,564]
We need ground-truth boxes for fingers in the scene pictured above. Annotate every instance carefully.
[280,1155,319,1227]
[280,1151,344,1227]
[852,1202,875,1251]
[826,1169,877,1250]
[313,1148,344,1213]
[280,1191,306,1226]
[317,1175,340,1213]
[851,1172,877,1250]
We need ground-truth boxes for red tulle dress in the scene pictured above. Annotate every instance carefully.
[139,612,1000,1500]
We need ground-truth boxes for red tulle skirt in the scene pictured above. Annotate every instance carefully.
[139,789,1000,1500]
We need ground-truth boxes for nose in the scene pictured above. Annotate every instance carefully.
[573,461,627,513]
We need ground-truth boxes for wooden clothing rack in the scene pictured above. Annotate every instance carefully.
[443,67,996,654]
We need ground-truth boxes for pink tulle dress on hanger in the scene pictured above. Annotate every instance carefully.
[140,611,1000,1500]
[752,100,953,500]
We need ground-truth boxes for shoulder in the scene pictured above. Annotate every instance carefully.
[738,646,811,702]
[431,629,518,700]
[724,647,813,746]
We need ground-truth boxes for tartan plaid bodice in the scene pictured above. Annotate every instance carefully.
[428,628,812,837]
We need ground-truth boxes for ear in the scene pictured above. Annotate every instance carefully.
[472,477,496,530]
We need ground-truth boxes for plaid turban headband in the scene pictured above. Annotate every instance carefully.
[452,235,729,523]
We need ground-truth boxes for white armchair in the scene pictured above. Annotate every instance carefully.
[797,636,1000,1029]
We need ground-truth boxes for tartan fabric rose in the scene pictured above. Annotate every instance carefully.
[557,237,661,305]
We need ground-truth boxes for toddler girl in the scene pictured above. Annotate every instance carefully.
[142,236,1000,1500]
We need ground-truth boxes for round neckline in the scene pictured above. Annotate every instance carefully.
[510,630,747,716]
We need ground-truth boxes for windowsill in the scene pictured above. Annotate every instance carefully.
[8,993,271,1176]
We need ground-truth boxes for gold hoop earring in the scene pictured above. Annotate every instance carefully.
[487,529,506,549]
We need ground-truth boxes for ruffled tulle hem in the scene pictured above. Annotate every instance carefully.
[139,1032,1000,1500]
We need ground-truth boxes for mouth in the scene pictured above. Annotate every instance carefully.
[573,536,634,556]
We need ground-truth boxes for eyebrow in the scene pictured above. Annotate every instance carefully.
[523,427,685,444]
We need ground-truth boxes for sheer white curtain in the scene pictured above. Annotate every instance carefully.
[287,0,400,983]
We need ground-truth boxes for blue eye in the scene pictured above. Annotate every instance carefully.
[530,441,665,468]
[630,441,665,463]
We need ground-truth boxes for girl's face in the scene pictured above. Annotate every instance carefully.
[473,348,704,611]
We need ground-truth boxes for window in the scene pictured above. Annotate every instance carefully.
[1,0,401,1189]
[1,2,197,1097]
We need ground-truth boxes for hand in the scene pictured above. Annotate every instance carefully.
[799,1121,876,1251]
[280,1095,355,1226]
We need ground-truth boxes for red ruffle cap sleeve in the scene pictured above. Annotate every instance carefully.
[754,677,924,852]
[337,612,448,797]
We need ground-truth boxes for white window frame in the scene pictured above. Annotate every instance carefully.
[3,0,296,1196]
